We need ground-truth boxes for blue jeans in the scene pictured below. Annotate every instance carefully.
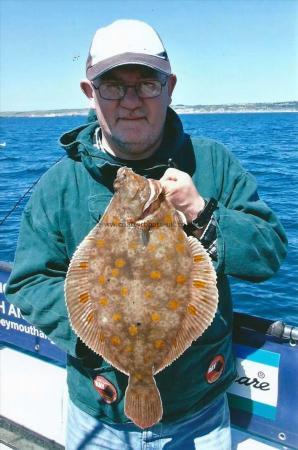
[66,394,231,450]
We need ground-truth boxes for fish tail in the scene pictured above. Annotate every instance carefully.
[125,374,163,429]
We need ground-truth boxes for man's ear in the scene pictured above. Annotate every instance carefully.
[167,74,177,105]
[80,80,96,108]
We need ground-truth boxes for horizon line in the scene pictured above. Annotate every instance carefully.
[1,100,297,115]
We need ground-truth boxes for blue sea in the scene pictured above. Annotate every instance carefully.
[0,113,297,325]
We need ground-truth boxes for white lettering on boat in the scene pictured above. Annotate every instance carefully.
[0,317,48,339]
[0,300,5,314]
[0,281,6,294]
[8,303,23,318]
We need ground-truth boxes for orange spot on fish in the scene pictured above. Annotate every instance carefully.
[134,372,143,381]
[111,336,121,346]
[98,332,105,342]
[99,297,109,306]
[157,232,165,241]
[112,313,122,321]
[163,214,173,225]
[187,304,198,315]
[98,275,106,285]
[154,340,165,350]
[79,262,88,269]
[125,345,133,353]
[175,243,185,253]
[150,271,161,280]
[193,280,207,288]
[144,290,153,300]
[177,231,185,242]
[128,324,138,336]
[112,216,121,225]
[86,312,94,323]
[115,258,126,268]
[151,312,161,322]
[121,287,128,297]
[147,244,156,252]
[172,338,178,348]
[111,268,120,277]
[176,274,187,284]
[96,239,105,248]
[79,292,89,304]
[193,254,204,262]
[168,299,179,310]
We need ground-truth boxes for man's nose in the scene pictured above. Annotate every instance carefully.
[120,86,143,108]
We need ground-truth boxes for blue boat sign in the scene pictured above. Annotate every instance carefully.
[229,314,298,448]
[0,264,66,364]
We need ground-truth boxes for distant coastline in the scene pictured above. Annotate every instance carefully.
[0,101,297,117]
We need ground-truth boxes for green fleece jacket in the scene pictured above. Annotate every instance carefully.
[5,108,287,424]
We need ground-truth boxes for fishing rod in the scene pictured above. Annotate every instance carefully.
[0,155,66,226]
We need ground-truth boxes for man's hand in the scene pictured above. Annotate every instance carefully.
[159,168,205,222]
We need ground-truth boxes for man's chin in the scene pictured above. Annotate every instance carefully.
[111,133,161,153]
[114,141,152,154]
[115,129,147,143]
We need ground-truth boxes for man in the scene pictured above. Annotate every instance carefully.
[6,19,287,449]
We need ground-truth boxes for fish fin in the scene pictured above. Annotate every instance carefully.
[64,224,105,357]
[142,179,163,211]
[125,374,163,429]
[175,210,187,225]
[155,236,218,373]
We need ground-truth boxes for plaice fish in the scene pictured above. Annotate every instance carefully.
[65,167,218,429]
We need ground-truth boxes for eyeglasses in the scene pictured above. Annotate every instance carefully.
[92,79,168,100]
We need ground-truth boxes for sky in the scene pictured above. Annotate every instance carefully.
[0,0,297,112]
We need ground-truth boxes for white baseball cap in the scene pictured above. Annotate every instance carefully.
[86,19,172,81]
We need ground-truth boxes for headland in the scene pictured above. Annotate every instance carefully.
[0,101,297,117]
